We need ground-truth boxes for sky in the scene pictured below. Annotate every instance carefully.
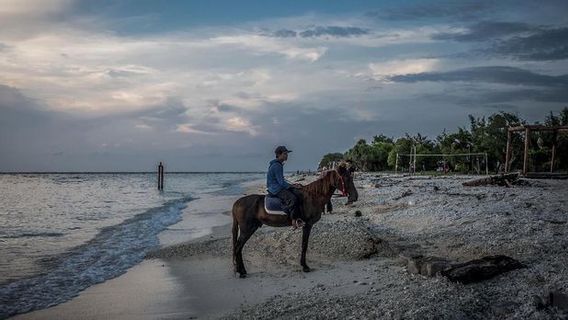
[0,0,567,172]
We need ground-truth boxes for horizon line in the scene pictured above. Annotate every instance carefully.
[0,171,315,174]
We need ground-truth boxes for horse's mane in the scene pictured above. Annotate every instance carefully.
[301,170,336,198]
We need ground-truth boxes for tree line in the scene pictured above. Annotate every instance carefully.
[319,108,568,174]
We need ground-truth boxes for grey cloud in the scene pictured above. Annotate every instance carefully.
[483,104,519,112]
[137,98,188,123]
[432,21,535,42]
[421,87,568,105]
[270,26,370,38]
[234,92,253,99]
[0,85,35,109]
[366,0,493,21]
[299,26,370,38]
[490,27,568,60]
[216,104,239,112]
[272,29,297,38]
[481,88,568,103]
[388,66,568,87]
[106,69,146,78]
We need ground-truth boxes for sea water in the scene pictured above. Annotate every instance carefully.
[0,172,263,318]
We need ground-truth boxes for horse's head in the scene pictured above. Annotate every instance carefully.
[335,163,358,204]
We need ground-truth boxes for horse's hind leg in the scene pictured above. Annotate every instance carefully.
[235,223,259,278]
[300,224,313,272]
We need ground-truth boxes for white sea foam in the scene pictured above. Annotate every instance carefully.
[0,197,190,318]
[0,172,264,318]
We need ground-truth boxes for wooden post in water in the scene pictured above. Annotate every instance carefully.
[158,162,164,190]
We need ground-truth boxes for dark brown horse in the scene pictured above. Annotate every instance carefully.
[231,165,358,278]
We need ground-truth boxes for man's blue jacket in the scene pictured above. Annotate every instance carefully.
[266,159,291,194]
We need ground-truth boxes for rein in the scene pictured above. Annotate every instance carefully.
[336,174,348,197]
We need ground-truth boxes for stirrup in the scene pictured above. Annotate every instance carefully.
[292,218,305,229]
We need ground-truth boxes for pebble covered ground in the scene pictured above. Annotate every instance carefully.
[150,173,568,319]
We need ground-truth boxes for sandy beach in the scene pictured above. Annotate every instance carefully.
[15,173,568,319]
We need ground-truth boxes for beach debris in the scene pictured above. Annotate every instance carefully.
[402,255,451,277]
[354,210,362,217]
[374,183,381,188]
[441,255,525,284]
[393,189,413,200]
[462,173,520,187]
[541,218,567,224]
[534,290,568,313]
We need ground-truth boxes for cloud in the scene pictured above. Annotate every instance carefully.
[2,3,567,171]
[480,88,568,103]
[432,22,568,61]
[211,34,327,61]
[369,59,440,81]
[0,0,73,16]
[215,104,240,113]
[432,21,534,41]
[366,0,494,21]
[0,0,76,40]
[421,86,568,105]
[272,29,297,38]
[270,26,370,38]
[225,116,259,136]
[490,27,568,61]
[387,66,568,87]
[175,123,216,135]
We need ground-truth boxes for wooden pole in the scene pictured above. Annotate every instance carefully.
[158,162,164,190]
[413,146,417,174]
[476,156,480,174]
[395,153,398,174]
[485,153,489,175]
[550,129,557,173]
[523,128,530,175]
[551,144,556,173]
[505,130,512,173]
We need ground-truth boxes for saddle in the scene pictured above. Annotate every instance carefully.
[264,194,288,215]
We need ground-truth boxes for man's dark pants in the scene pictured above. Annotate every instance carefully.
[274,187,303,220]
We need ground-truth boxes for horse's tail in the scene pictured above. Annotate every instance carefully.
[231,201,239,267]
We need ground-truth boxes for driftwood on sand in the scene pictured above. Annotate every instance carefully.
[462,173,520,187]
[441,255,525,284]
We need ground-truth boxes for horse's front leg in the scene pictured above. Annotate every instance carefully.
[300,224,312,272]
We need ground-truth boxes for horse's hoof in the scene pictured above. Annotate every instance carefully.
[239,273,247,278]
[302,266,311,273]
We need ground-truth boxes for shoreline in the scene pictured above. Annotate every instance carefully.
[12,178,265,320]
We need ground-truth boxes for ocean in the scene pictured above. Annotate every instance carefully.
[0,172,264,318]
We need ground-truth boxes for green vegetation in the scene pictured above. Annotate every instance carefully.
[319,108,568,173]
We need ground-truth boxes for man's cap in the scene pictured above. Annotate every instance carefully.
[274,146,292,155]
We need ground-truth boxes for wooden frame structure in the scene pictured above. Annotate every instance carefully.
[505,125,568,175]
[395,151,489,175]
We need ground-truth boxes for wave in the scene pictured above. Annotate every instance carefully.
[0,232,65,239]
[0,195,193,319]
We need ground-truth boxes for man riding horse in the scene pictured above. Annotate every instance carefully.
[266,146,305,229]
[232,148,359,278]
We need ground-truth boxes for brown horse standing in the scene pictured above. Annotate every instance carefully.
[231,165,358,278]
